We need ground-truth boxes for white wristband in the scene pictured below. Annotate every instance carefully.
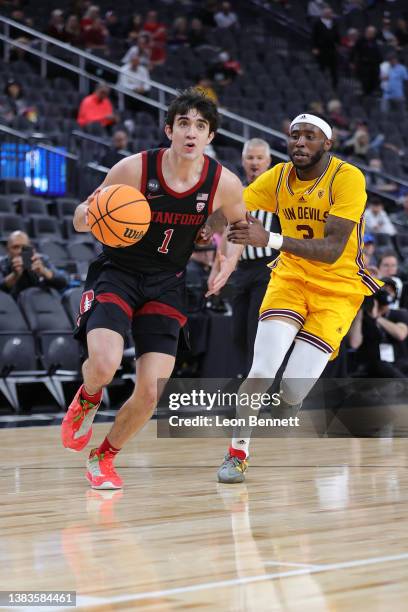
[267,232,283,250]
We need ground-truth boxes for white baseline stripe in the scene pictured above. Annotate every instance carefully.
[8,552,408,611]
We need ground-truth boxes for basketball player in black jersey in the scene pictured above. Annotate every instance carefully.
[61,89,247,489]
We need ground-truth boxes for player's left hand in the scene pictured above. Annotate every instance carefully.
[206,252,235,296]
[227,212,269,247]
[195,223,213,246]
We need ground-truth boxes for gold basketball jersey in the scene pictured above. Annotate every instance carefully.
[244,155,382,296]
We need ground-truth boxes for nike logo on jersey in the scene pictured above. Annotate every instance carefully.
[147,194,164,199]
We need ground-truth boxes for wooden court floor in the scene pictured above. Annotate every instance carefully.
[1,422,408,611]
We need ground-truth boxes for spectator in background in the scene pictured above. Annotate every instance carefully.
[340,26,360,56]
[343,127,371,162]
[366,158,398,195]
[364,198,396,236]
[312,5,340,89]
[127,13,144,45]
[122,33,152,68]
[214,1,239,30]
[188,18,210,50]
[194,76,218,105]
[105,10,124,40]
[307,0,326,20]
[391,193,408,231]
[380,53,408,113]
[100,129,130,167]
[80,4,100,33]
[378,251,399,278]
[168,17,189,49]
[47,9,66,41]
[3,79,38,125]
[362,233,378,273]
[395,18,408,48]
[198,0,218,28]
[117,52,151,94]
[351,25,382,96]
[0,231,68,299]
[77,82,117,128]
[350,283,408,377]
[82,16,109,53]
[326,98,350,136]
[186,244,215,293]
[142,10,167,65]
[378,17,398,47]
[64,14,82,46]
[208,50,242,87]
[343,123,385,162]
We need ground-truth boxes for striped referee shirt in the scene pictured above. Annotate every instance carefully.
[241,209,281,261]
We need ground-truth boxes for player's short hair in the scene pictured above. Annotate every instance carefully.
[166,87,219,134]
[242,138,271,158]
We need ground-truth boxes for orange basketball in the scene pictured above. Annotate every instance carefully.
[88,184,151,248]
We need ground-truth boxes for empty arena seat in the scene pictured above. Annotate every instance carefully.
[37,239,72,269]
[53,198,79,219]
[18,287,80,372]
[17,196,50,217]
[0,214,27,239]
[0,291,38,374]
[0,196,15,214]
[0,179,28,195]
[66,240,95,264]
[61,286,83,326]
[30,216,62,239]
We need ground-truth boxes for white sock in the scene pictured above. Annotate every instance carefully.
[231,437,250,457]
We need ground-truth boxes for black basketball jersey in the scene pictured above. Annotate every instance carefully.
[103,148,222,274]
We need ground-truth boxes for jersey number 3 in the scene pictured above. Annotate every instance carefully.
[158,228,174,254]
[296,224,314,239]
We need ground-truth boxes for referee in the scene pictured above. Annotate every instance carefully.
[233,138,281,376]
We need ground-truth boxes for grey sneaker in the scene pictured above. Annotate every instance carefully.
[217,453,249,484]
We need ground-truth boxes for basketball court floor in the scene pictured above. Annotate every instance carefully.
[1,421,408,611]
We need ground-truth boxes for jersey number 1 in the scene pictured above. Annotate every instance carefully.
[158,229,174,254]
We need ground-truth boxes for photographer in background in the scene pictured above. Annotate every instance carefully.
[349,279,408,377]
[0,231,68,298]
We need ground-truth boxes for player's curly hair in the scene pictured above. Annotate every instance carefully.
[166,87,219,134]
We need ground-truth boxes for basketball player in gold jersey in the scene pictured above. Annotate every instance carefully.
[213,113,382,483]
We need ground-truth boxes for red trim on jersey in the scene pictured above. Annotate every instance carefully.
[96,293,133,319]
[140,150,148,194]
[207,162,222,215]
[156,148,210,199]
[134,300,187,327]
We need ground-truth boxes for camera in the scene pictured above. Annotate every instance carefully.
[363,287,394,313]
[21,245,33,270]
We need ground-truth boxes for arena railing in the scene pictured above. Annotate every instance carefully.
[1,16,407,200]
[0,16,287,154]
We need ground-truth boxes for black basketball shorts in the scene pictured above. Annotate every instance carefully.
[74,255,187,358]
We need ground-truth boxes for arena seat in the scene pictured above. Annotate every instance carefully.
[0,196,15,214]
[0,290,63,411]
[17,196,50,218]
[0,214,27,240]
[61,286,83,327]
[30,215,63,239]
[0,179,28,195]
[18,287,80,374]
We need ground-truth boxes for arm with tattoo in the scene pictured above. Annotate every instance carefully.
[281,215,356,264]
[227,213,356,265]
